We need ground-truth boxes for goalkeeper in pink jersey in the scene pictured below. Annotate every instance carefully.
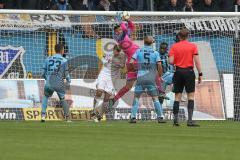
[108,15,140,107]
[109,13,165,108]
[113,18,139,79]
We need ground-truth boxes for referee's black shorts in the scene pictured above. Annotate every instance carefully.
[173,67,196,93]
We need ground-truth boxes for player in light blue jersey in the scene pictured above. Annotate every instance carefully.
[129,36,166,123]
[41,44,71,122]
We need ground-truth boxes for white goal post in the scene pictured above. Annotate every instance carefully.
[0,9,240,16]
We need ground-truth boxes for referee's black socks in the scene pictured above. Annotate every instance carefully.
[187,100,194,122]
[173,101,180,122]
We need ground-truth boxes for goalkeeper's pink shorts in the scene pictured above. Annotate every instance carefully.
[127,71,137,80]
[126,60,137,80]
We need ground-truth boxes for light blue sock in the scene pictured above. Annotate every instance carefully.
[131,98,139,119]
[41,96,48,116]
[153,100,163,118]
[60,99,69,117]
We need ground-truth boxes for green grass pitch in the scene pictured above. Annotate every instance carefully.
[0,121,239,160]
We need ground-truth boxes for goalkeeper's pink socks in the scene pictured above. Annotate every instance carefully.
[114,86,130,101]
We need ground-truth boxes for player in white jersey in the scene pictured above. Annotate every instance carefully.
[93,44,126,122]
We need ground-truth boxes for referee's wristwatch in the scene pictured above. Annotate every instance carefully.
[198,72,203,76]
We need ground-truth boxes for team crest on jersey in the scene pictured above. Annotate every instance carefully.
[0,45,26,78]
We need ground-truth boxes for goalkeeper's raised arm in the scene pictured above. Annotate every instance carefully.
[113,12,139,79]
[113,12,139,61]
[113,19,135,43]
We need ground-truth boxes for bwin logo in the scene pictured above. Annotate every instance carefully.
[0,110,16,120]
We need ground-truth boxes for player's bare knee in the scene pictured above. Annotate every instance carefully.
[175,93,182,101]
[126,80,134,89]
[187,92,195,100]
[125,84,133,90]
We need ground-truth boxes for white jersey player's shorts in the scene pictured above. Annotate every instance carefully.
[96,72,116,95]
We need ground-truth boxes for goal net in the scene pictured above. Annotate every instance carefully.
[0,10,238,121]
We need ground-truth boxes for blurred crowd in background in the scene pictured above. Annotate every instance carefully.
[0,0,239,12]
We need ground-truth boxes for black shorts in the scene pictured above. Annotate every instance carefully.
[173,67,195,93]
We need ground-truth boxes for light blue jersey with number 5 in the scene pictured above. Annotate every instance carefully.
[132,46,161,82]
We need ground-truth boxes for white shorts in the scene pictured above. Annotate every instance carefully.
[96,72,115,95]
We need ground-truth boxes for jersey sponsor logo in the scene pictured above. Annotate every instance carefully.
[0,46,26,79]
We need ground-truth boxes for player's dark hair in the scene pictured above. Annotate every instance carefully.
[178,28,189,40]
[160,42,168,49]
[113,44,121,52]
[174,33,180,42]
[114,24,120,31]
[55,43,64,53]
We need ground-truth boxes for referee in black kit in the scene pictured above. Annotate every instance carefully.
[169,28,203,127]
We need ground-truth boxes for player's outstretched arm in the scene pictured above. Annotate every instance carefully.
[64,62,71,84]
[126,20,135,32]
[41,59,48,80]
[119,11,134,33]
[157,61,163,78]
[65,66,71,90]
[101,54,111,65]
[193,54,202,84]
[168,56,174,65]
[113,12,134,42]
[168,45,175,65]
[120,19,135,34]
[155,51,163,77]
